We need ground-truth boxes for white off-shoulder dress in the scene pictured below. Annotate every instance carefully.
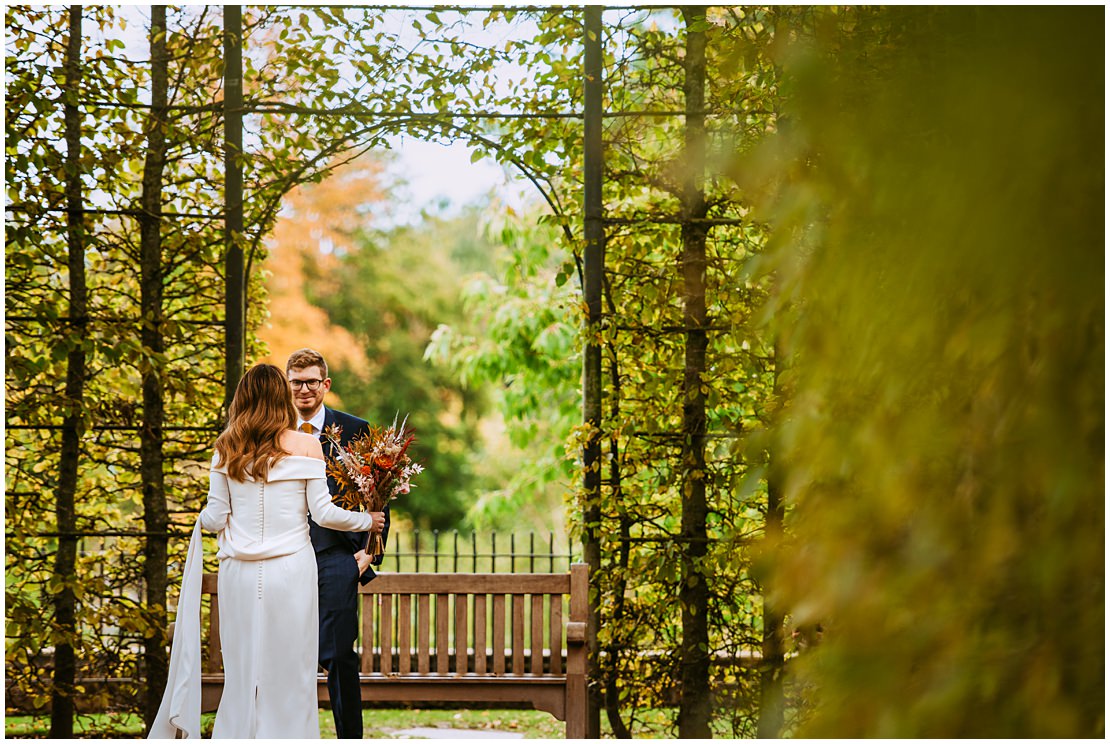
[149,454,374,739]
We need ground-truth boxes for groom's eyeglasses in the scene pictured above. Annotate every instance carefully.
[289,379,324,391]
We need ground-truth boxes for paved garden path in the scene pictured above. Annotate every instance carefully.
[392,727,524,739]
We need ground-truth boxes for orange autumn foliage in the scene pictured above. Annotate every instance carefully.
[257,155,385,395]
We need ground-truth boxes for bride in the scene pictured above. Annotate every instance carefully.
[149,363,384,739]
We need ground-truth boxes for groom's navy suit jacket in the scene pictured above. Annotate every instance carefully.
[310,406,390,584]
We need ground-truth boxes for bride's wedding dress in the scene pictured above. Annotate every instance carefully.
[149,454,374,739]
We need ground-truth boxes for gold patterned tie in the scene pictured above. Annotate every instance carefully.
[299,422,313,434]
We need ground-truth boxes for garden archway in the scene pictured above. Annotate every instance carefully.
[7,6,779,738]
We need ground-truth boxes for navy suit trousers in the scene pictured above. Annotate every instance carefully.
[317,547,362,738]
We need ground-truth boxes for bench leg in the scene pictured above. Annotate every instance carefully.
[565,673,586,738]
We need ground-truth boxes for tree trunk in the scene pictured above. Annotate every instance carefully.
[49,6,86,737]
[582,5,605,738]
[139,5,170,727]
[757,397,787,737]
[223,4,246,404]
[603,351,633,739]
[677,6,712,739]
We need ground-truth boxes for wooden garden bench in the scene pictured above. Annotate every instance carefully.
[196,564,588,737]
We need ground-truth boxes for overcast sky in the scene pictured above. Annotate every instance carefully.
[379,135,534,226]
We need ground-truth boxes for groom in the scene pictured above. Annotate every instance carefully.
[287,348,389,739]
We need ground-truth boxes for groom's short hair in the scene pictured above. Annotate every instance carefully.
[286,348,328,378]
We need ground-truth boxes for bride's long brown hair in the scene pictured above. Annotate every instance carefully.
[214,363,297,481]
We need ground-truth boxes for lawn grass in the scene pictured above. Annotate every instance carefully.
[4,707,567,739]
[6,705,690,738]
[5,712,151,738]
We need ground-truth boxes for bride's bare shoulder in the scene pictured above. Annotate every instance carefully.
[280,430,324,459]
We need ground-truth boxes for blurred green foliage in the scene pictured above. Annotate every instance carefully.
[304,207,501,529]
[423,207,581,532]
[746,7,1103,737]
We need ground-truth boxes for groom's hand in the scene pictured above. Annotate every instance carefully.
[354,549,373,576]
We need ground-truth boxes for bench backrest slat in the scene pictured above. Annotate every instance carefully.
[361,596,374,674]
[398,593,412,674]
[511,594,525,675]
[474,595,487,675]
[530,595,543,675]
[454,595,468,676]
[492,594,506,674]
[436,594,450,674]
[417,594,431,674]
[207,594,221,674]
[379,593,393,674]
[550,596,563,676]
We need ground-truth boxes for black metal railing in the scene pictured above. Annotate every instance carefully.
[384,529,577,573]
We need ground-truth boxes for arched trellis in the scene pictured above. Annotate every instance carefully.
[219,7,608,734]
[6,5,777,738]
